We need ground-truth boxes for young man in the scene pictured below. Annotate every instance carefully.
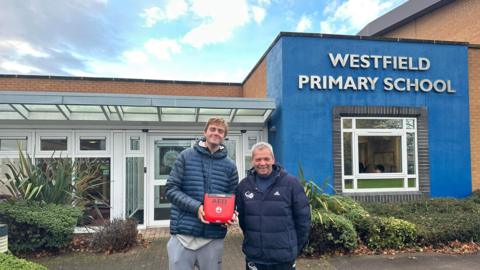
[165,117,239,270]
[236,142,311,270]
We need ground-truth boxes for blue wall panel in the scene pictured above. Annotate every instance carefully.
[266,35,471,198]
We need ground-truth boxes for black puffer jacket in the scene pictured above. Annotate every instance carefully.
[166,139,238,239]
[235,164,311,263]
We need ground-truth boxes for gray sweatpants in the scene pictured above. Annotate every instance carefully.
[167,236,224,270]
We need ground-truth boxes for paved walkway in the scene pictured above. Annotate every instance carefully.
[34,228,480,270]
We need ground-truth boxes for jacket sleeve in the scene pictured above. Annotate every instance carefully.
[235,184,246,232]
[292,178,311,255]
[165,152,202,214]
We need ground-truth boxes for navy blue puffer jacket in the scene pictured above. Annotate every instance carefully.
[166,139,238,239]
[235,164,311,263]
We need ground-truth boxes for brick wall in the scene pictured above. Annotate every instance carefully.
[469,48,480,191]
[384,0,480,44]
[381,0,480,191]
[243,58,267,98]
[0,76,243,97]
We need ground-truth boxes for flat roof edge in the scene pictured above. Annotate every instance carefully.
[0,74,243,86]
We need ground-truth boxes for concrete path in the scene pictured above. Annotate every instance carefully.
[33,229,480,270]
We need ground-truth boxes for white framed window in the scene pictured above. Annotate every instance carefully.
[242,132,260,177]
[341,117,418,193]
[0,131,33,156]
[126,133,145,155]
[75,132,111,156]
[35,132,72,157]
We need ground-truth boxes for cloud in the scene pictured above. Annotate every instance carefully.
[144,38,182,61]
[251,6,266,24]
[296,15,312,32]
[0,0,123,75]
[122,50,149,64]
[0,61,42,74]
[140,0,188,27]
[0,40,49,58]
[257,0,271,5]
[319,0,406,34]
[182,0,251,48]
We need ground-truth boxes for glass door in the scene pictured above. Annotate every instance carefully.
[147,136,194,226]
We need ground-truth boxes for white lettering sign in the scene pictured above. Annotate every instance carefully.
[298,53,454,94]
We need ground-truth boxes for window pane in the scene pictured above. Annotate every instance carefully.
[406,119,415,129]
[223,139,236,162]
[68,105,103,112]
[358,178,404,189]
[344,179,353,189]
[342,119,352,129]
[0,158,19,195]
[41,138,67,151]
[245,156,252,176]
[126,157,144,224]
[358,136,402,173]
[130,136,140,151]
[236,109,266,116]
[248,136,257,151]
[408,178,416,188]
[0,138,27,151]
[76,158,111,226]
[154,185,171,220]
[407,133,416,174]
[356,119,403,129]
[343,132,352,175]
[154,140,191,179]
[80,138,106,151]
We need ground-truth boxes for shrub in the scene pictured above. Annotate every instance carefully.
[467,190,480,204]
[366,216,417,249]
[0,146,110,224]
[91,218,138,253]
[305,210,358,254]
[362,199,480,245]
[0,253,48,270]
[326,195,372,241]
[0,201,83,253]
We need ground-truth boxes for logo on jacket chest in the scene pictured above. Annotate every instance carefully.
[244,191,254,199]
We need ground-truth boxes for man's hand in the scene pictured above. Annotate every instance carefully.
[224,210,238,227]
[197,205,210,224]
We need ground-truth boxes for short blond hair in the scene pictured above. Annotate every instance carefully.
[204,117,229,137]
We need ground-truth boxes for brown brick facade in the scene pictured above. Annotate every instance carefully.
[384,0,480,44]
[243,58,267,98]
[469,48,480,191]
[380,0,480,191]
[0,76,243,97]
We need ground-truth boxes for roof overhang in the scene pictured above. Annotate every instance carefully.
[0,91,275,126]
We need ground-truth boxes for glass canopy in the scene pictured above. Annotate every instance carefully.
[0,91,275,124]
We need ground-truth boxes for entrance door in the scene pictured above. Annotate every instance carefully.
[146,135,242,227]
[147,136,194,226]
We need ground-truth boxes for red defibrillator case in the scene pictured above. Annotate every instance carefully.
[203,193,235,223]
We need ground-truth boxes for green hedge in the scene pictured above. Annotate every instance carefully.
[366,216,417,249]
[305,210,358,254]
[326,195,372,241]
[0,253,48,270]
[0,201,83,253]
[363,198,480,245]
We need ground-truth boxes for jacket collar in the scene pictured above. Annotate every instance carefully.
[193,137,228,159]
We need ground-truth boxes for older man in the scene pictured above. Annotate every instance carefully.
[165,117,239,270]
[235,142,311,270]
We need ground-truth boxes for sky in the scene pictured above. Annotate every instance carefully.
[0,0,407,83]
